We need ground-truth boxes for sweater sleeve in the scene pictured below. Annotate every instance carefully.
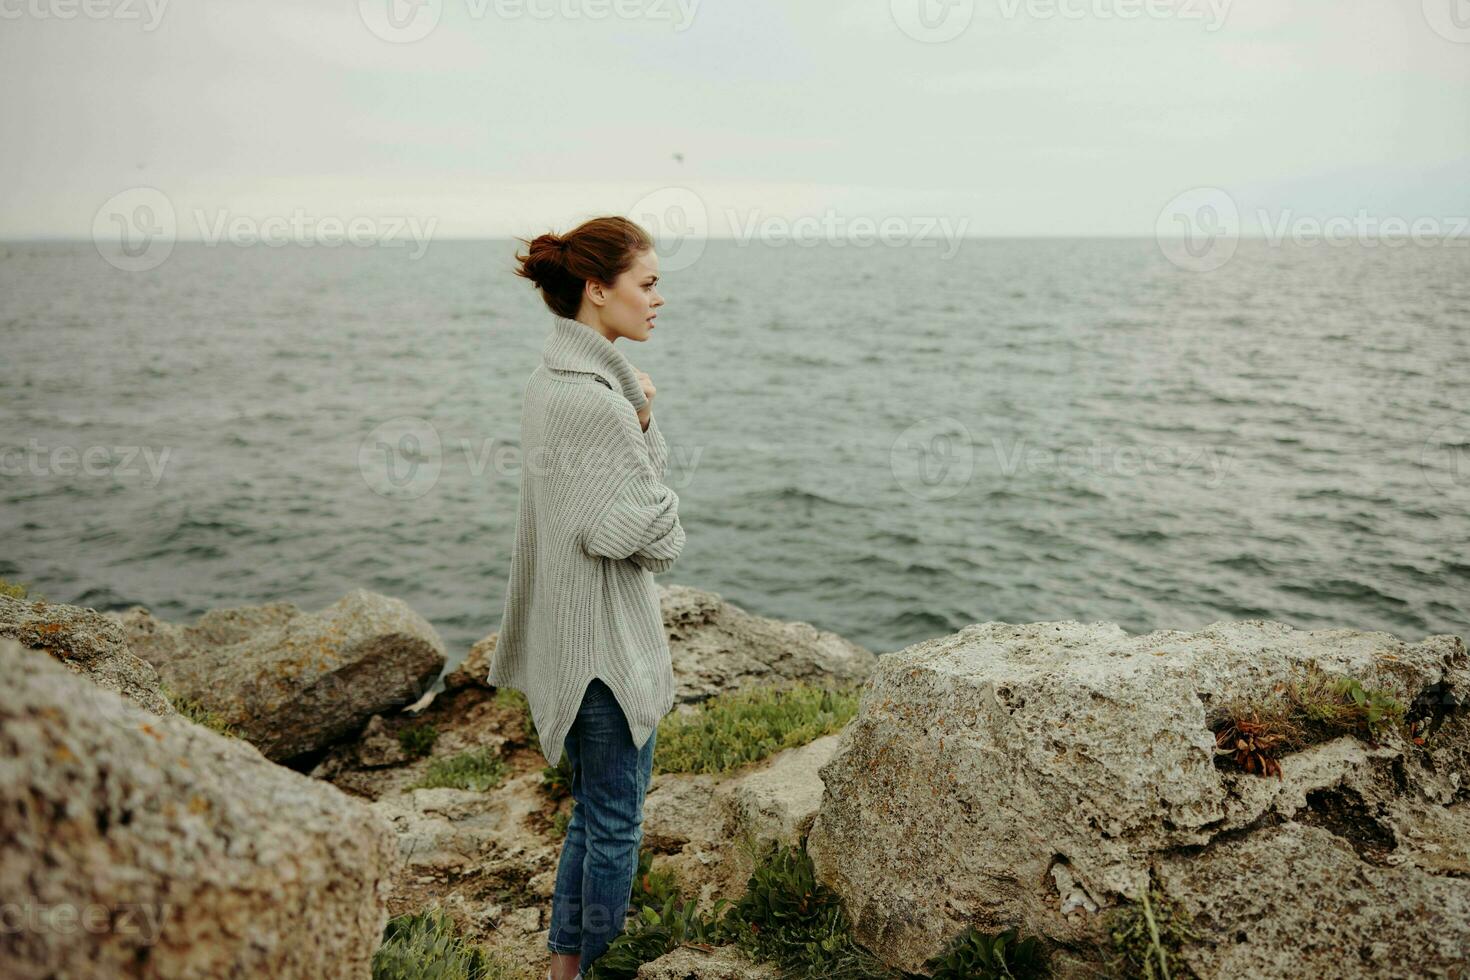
[643,412,670,481]
[579,395,686,572]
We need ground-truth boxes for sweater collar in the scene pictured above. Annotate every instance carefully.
[542,314,648,409]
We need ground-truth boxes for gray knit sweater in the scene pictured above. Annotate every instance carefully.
[488,314,685,768]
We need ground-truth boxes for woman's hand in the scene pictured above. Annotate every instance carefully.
[635,370,655,430]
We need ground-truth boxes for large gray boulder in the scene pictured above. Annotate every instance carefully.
[658,584,877,702]
[0,637,399,978]
[806,620,1470,977]
[108,589,446,760]
[0,594,173,718]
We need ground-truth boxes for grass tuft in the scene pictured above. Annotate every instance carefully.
[408,748,508,792]
[653,682,862,776]
[1210,663,1415,778]
[1107,886,1200,980]
[163,685,239,738]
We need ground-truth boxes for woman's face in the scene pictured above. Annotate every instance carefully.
[588,248,664,343]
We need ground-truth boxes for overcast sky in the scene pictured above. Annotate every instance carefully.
[2,0,1467,239]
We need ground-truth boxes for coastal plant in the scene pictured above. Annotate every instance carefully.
[540,752,573,799]
[631,846,681,912]
[1212,713,1289,779]
[493,686,542,753]
[409,748,508,792]
[1285,663,1407,742]
[1106,887,1200,980]
[587,892,735,980]
[0,578,32,600]
[717,835,894,979]
[371,906,517,980]
[398,723,439,758]
[549,809,570,839]
[162,685,239,738]
[653,682,863,776]
[921,925,1048,979]
[1210,664,1416,778]
[584,852,726,979]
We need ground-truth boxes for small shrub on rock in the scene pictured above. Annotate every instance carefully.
[1106,887,1200,980]
[718,835,892,979]
[540,752,572,799]
[1210,663,1416,778]
[921,926,1047,979]
[398,723,439,758]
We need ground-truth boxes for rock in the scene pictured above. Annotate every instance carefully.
[356,715,409,768]
[635,944,783,979]
[806,620,1470,976]
[501,906,541,936]
[0,594,173,718]
[1158,821,1470,978]
[368,775,554,878]
[658,584,878,704]
[108,589,447,761]
[443,632,497,691]
[0,637,399,979]
[716,733,841,849]
[642,735,845,919]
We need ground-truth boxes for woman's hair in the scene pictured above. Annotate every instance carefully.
[514,216,654,319]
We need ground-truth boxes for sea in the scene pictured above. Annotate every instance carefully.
[2,238,1467,672]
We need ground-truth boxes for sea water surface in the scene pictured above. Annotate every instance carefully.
[2,239,1467,669]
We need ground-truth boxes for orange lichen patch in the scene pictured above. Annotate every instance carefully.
[188,795,211,815]
[33,622,66,636]
[139,723,164,741]
[53,744,75,763]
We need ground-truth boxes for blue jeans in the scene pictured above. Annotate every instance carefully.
[546,677,656,974]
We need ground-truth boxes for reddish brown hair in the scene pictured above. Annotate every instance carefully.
[514,216,654,319]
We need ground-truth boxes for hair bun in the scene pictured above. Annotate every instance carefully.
[513,216,654,319]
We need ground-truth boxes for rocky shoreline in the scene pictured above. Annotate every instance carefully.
[2,583,1466,978]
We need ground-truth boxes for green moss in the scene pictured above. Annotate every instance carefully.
[408,748,508,793]
[653,682,863,776]
[398,723,439,758]
[371,907,519,979]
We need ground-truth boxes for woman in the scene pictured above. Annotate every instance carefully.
[487,216,684,980]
